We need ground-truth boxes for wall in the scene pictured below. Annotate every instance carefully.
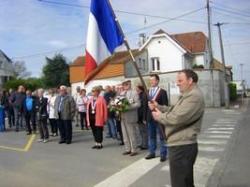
[129,69,225,107]
[69,66,85,83]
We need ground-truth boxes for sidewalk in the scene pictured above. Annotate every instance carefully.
[207,98,250,187]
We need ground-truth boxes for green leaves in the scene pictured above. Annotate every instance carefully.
[42,54,70,88]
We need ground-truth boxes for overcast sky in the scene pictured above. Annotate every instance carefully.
[0,0,250,84]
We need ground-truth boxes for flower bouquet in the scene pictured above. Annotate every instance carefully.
[109,96,130,113]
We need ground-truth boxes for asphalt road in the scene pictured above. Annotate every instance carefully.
[0,99,249,187]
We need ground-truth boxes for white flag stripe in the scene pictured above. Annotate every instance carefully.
[86,13,111,64]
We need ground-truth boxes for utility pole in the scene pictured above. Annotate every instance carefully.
[207,0,215,106]
[214,22,230,108]
[240,63,244,105]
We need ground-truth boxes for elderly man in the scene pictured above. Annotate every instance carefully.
[150,69,205,187]
[55,86,76,144]
[121,80,140,156]
[36,89,49,143]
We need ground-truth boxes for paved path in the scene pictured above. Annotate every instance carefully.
[0,100,248,187]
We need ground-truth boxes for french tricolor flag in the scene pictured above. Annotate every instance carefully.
[85,0,124,84]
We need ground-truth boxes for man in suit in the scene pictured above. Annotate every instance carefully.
[55,85,76,144]
[145,74,168,162]
[151,69,205,187]
[121,80,140,156]
[36,89,49,143]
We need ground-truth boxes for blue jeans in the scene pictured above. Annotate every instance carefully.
[107,117,117,138]
[148,121,168,158]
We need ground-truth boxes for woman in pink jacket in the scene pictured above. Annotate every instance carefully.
[87,86,107,149]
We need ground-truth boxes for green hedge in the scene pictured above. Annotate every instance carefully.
[229,82,237,101]
[3,78,43,91]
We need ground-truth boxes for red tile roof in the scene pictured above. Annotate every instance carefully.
[154,29,207,53]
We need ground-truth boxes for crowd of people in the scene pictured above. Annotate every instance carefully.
[0,70,205,187]
[0,74,167,155]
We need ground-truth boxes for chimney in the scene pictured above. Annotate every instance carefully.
[138,33,146,47]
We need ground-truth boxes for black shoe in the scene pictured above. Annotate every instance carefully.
[160,157,167,162]
[96,145,103,149]
[145,154,156,160]
[58,140,65,144]
[119,142,124,146]
[122,151,131,155]
[26,132,31,135]
[92,145,98,149]
[130,152,138,156]
[15,129,19,132]
[140,147,147,150]
[66,142,71,144]
[76,124,79,127]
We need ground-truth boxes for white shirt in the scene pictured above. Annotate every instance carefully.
[48,95,57,119]
[76,95,88,112]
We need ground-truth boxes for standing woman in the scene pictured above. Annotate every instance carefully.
[87,86,107,149]
[48,88,58,136]
[76,89,88,130]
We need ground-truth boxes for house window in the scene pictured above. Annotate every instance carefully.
[151,57,160,72]
[138,58,146,71]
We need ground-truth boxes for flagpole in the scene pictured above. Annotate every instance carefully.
[107,0,167,141]
[107,0,148,92]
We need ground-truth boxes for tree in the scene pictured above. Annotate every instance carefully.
[3,77,43,91]
[42,54,70,88]
[13,61,31,78]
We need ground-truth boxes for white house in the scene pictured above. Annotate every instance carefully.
[124,29,209,78]
[0,50,14,88]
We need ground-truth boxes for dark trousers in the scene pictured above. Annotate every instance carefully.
[49,118,58,135]
[138,122,148,148]
[89,115,103,143]
[58,118,72,143]
[79,112,87,129]
[116,119,124,143]
[8,107,15,128]
[14,107,22,131]
[169,143,198,187]
[25,111,32,133]
[38,118,49,139]
[90,125,103,143]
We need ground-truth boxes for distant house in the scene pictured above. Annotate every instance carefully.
[69,50,141,92]
[0,50,14,88]
[69,29,233,107]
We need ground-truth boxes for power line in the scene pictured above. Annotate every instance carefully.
[12,44,84,59]
[213,6,250,19]
[211,2,250,17]
[224,41,250,46]
[213,9,250,23]
[126,7,205,35]
[38,0,206,25]
[12,6,205,59]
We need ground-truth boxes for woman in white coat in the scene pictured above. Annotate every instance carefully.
[48,88,58,136]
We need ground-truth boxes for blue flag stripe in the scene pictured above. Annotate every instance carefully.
[90,0,124,54]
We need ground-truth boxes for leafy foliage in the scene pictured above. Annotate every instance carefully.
[229,82,237,101]
[42,54,70,88]
[3,78,43,91]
